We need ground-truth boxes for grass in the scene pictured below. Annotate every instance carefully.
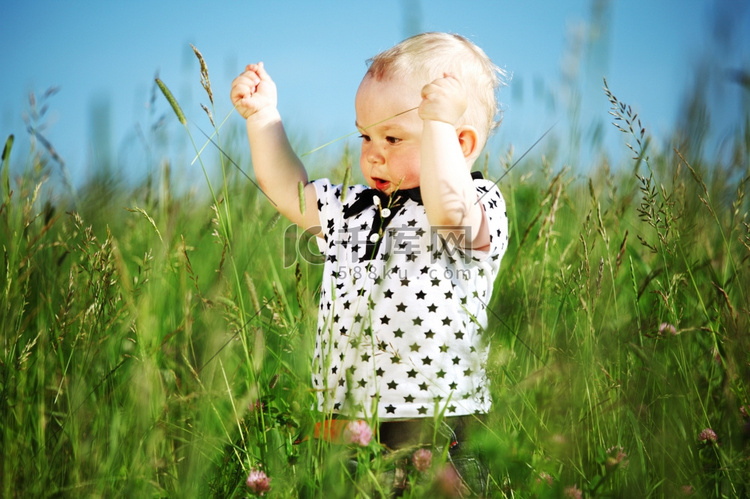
[1,53,749,498]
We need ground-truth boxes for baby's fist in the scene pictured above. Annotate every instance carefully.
[418,73,467,125]
[230,62,277,120]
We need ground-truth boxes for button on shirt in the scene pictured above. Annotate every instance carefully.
[311,177,508,419]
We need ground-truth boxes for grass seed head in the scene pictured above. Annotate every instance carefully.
[191,44,214,105]
[155,78,186,125]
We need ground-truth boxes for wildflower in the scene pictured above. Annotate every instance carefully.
[411,448,432,472]
[537,471,554,487]
[740,405,748,419]
[712,348,722,364]
[564,485,583,499]
[343,420,373,446]
[698,428,717,444]
[435,464,468,497]
[605,445,629,470]
[246,468,271,496]
[658,322,677,336]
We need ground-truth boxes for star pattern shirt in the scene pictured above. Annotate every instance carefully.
[311,177,508,419]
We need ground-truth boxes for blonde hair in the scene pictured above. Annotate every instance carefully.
[365,32,508,147]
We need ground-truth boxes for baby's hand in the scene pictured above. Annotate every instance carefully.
[418,73,467,125]
[230,62,277,120]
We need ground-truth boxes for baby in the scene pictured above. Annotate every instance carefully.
[231,32,508,455]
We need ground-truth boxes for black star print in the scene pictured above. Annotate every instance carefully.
[385,404,396,414]
[409,342,420,352]
[400,278,410,286]
[376,367,385,377]
[427,304,437,313]
[404,394,415,403]
[412,317,423,326]
[416,290,426,299]
[384,289,394,299]
[425,330,435,339]
[422,356,432,365]
[442,317,452,326]
[455,331,465,340]
[418,383,428,391]
[393,328,405,338]
[380,316,391,325]
[406,369,418,378]
[387,380,398,390]
[396,302,406,312]
[417,406,427,415]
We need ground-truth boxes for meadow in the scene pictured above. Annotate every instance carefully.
[1,49,749,498]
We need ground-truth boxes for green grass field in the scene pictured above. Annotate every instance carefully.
[1,57,748,498]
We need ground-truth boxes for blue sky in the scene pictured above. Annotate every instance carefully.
[1,0,748,187]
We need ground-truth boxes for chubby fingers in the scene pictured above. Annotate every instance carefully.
[419,73,467,124]
[231,63,265,100]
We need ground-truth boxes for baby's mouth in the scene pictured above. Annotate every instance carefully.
[373,178,390,191]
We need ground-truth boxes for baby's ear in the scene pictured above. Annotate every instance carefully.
[457,126,479,161]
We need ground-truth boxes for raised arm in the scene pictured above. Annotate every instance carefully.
[418,74,489,250]
[230,63,320,234]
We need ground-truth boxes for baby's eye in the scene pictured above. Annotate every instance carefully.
[385,136,401,144]
[358,134,371,142]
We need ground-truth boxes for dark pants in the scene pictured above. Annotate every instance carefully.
[377,415,479,451]
[376,415,490,496]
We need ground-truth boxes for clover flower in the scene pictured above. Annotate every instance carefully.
[537,471,554,487]
[246,468,271,496]
[605,445,629,470]
[343,420,373,446]
[564,485,583,499]
[658,322,677,336]
[698,428,717,444]
[411,448,432,472]
[435,464,467,497]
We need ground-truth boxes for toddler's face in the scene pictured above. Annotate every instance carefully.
[355,75,423,194]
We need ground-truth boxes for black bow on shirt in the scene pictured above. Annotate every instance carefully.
[341,171,484,260]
